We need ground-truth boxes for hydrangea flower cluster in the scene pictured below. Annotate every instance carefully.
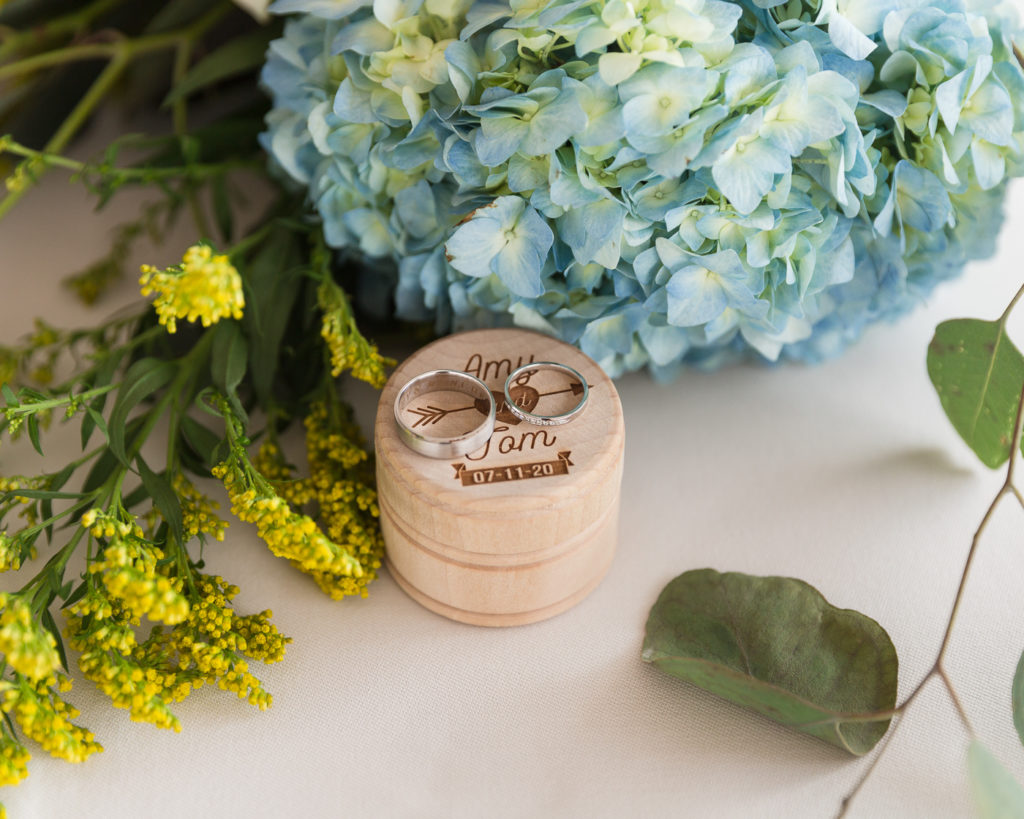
[261,0,1024,376]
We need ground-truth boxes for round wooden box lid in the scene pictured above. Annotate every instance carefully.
[374,329,624,556]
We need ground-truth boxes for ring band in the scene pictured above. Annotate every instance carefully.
[503,362,588,426]
[395,369,496,458]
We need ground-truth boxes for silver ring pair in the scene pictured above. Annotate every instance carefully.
[394,361,588,459]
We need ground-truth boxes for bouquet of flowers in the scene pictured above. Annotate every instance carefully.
[0,0,1022,811]
[262,0,1024,376]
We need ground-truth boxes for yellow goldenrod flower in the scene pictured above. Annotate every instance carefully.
[84,510,189,625]
[0,532,28,572]
[139,244,244,334]
[317,280,392,388]
[0,730,30,787]
[170,474,229,542]
[302,401,384,599]
[0,675,101,763]
[214,462,363,578]
[0,594,60,682]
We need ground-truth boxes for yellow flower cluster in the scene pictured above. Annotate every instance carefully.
[65,573,287,728]
[0,674,101,763]
[171,474,229,542]
[317,281,392,388]
[0,594,60,682]
[66,591,184,731]
[82,509,189,625]
[213,462,363,578]
[302,402,384,600]
[139,244,244,334]
[0,475,44,530]
[0,730,29,787]
[252,442,316,507]
[0,531,31,572]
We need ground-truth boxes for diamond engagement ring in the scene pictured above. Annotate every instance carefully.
[503,362,589,426]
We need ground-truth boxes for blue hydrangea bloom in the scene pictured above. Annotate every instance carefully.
[260,0,1024,377]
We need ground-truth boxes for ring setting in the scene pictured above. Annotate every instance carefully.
[503,362,588,426]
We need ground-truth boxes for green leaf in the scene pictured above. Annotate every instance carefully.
[969,740,1024,817]
[1,383,16,406]
[26,414,42,456]
[82,405,109,449]
[180,416,223,471]
[108,358,176,466]
[136,456,184,549]
[1013,649,1024,751]
[211,321,248,397]
[40,607,68,672]
[212,176,234,242]
[927,318,1024,468]
[642,569,898,755]
[163,28,278,107]
[1,489,83,501]
[61,580,88,609]
[242,228,305,406]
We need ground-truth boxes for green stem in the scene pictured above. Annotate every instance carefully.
[1000,280,1024,323]
[0,139,260,183]
[0,41,122,81]
[0,52,128,221]
[838,377,1024,816]
[4,383,116,418]
[0,1,235,221]
[0,0,126,61]
[22,525,87,605]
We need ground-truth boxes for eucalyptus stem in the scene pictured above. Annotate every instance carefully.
[836,376,1024,817]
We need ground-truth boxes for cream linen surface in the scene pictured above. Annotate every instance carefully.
[2,125,1024,819]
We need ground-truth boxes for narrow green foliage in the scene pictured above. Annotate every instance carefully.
[927,318,1024,468]
[107,358,175,466]
[163,26,281,106]
[642,569,898,755]
[211,320,247,396]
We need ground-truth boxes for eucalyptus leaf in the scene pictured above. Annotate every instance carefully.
[1013,649,1024,751]
[642,569,898,755]
[969,740,1024,817]
[927,318,1024,468]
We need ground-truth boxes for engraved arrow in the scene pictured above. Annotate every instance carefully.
[408,383,588,427]
[407,404,478,428]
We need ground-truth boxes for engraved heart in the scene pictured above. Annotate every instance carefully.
[475,386,539,424]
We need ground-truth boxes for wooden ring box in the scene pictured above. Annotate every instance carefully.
[374,328,625,627]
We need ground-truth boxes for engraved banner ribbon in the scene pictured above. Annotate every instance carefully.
[452,452,573,486]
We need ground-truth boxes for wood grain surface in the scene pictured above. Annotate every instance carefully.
[374,328,625,626]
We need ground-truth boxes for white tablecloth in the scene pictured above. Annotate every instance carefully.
[3,129,1024,819]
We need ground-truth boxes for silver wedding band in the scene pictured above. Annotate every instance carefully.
[504,362,588,426]
[395,369,496,458]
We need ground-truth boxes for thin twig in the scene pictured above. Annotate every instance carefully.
[837,376,1024,813]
